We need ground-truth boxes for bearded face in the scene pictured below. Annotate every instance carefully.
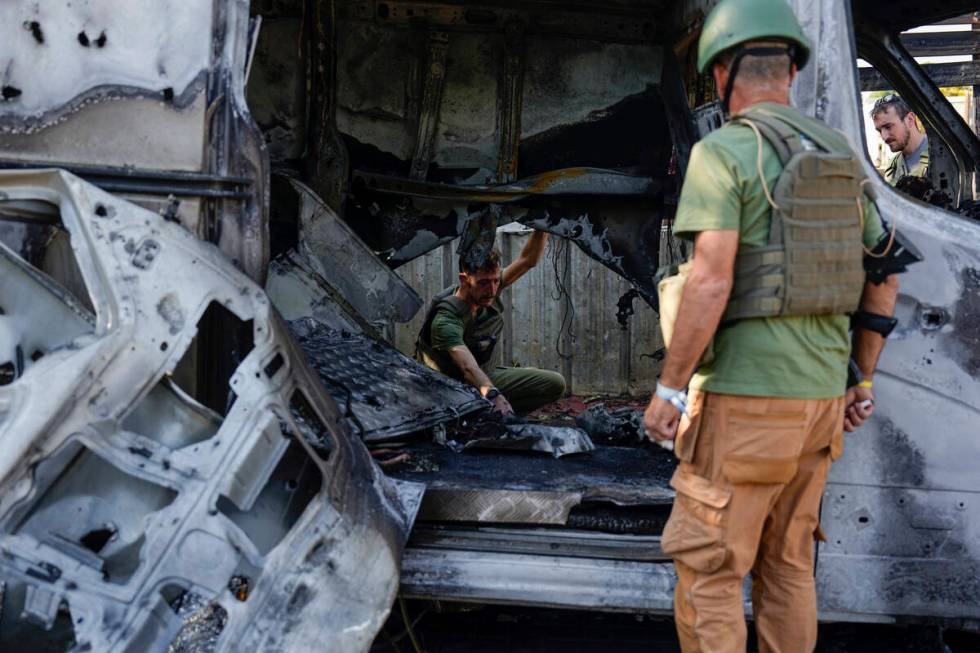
[873,106,913,153]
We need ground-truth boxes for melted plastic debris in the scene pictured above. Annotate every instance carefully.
[575,403,644,446]
[443,412,595,458]
[167,592,227,653]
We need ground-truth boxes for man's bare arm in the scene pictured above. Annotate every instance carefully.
[844,273,899,431]
[447,345,513,414]
[502,231,549,288]
[659,230,740,388]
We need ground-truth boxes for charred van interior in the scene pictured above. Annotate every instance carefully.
[0,1,979,651]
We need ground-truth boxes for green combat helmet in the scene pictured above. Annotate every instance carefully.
[697,0,811,111]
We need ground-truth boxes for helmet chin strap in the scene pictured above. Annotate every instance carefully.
[721,45,796,114]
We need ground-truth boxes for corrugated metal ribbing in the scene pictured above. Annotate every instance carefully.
[392,232,664,396]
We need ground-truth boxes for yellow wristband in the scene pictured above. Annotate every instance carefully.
[856,379,873,389]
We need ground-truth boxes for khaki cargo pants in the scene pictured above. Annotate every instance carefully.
[661,390,845,653]
[488,366,566,415]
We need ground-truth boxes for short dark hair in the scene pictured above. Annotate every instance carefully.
[871,93,911,121]
[459,248,502,275]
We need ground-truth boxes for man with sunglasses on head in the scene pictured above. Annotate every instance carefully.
[871,93,929,186]
[415,232,566,416]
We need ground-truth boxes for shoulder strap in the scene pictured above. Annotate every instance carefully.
[732,109,802,166]
[744,105,847,154]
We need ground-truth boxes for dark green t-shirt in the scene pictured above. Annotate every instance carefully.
[430,305,491,351]
[673,102,885,399]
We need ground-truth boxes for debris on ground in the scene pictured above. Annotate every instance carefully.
[438,411,596,458]
[575,402,645,446]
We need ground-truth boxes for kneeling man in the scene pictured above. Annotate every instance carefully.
[416,232,566,415]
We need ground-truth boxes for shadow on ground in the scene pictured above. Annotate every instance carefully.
[371,601,980,653]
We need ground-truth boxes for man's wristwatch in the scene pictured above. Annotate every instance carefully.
[485,387,501,400]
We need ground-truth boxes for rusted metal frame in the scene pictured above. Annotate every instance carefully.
[409,31,450,181]
[496,21,525,184]
[0,159,251,198]
[406,30,453,287]
[352,168,663,202]
[859,61,980,91]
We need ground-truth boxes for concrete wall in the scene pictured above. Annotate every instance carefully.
[392,230,666,397]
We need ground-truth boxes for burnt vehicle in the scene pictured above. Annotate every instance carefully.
[0,0,978,651]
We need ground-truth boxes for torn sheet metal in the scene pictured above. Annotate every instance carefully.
[0,169,421,652]
[288,177,422,324]
[288,317,488,443]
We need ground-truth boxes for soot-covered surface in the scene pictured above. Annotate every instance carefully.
[389,441,676,503]
[288,318,487,442]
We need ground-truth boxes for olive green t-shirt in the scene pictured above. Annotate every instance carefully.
[431,306,482,351]
[673,102,885,399]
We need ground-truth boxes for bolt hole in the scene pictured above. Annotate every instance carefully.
[78,31,90,47]
[160,342,168,352]
[1,86,23,101]
[858,516,869,524]
[284,479,298,491]
[95,204,108,217]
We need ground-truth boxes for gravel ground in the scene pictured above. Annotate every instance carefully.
[372,602,980,653]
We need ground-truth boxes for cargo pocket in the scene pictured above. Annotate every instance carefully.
[661,467,732,573]
[722,410,807,485]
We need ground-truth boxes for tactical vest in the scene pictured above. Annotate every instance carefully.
[415,286,504,381]
[722,106,867,321]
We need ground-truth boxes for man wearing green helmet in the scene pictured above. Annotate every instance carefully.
[643,0,900,650]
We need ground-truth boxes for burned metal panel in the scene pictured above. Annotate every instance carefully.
[336,22,424,165]
[287,318,488,443]
[520,37,663,146]
[788,0,980,623]
[400,549,678,613]
[245,17,307,162]
[0,0,212,131]
[430,32,503,171]
[0,95,207,172]
[0,170,419,651]
[264,230,486,443]
[289,178,422,325]
[392,442,676,525]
